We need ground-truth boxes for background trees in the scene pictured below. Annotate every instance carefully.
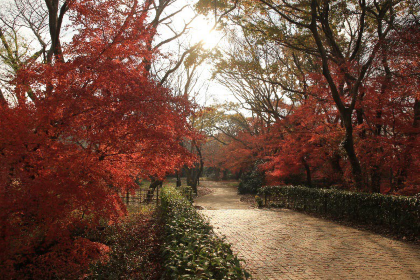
[198,0,420,194]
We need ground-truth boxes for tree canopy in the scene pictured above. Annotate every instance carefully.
[200,0,420,194]
[0,0,197,277]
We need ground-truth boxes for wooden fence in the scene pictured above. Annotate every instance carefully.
[120,186,161,208]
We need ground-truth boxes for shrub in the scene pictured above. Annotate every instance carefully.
[255,195,263,208]
[86,212,163,280]
[238,163,265,194]
[179,185,194,202]
[160,186,249,280]
[259,186,420,236]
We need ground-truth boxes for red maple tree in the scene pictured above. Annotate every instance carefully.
[207,24,419,194]
[0,0,195,277]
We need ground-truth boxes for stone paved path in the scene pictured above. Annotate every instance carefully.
[195,181,420,280]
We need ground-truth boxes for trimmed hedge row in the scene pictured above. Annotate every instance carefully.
[258,186,420,235]
[160,186,250,280]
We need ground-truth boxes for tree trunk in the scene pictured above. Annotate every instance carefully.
[214,168,221,181]
[309,1,369,190]
[371,166,381,193]
[414,99,420,128]
[235,170,242,180]
[185,142,204,194]
[394,98,420,189]
[185,164,199,194]
[369,53,391,193]
[147,178,162,202]
[330,152,344,184]
[302,157,312,187]
[176,171,181,187]
[342,112,363,189]
[222,169,228,180]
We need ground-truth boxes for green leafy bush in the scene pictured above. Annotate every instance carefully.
[238,163,265,194]
[259,186,420,235]
[160,186,250,280]
[255,195,264,208]
[179,185,194,202]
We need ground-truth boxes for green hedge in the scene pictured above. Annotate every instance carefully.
[160,186,250,280]
[179,185,194,202]
[259,186,420,235]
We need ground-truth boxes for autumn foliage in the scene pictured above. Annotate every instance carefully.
[0,0,194,277]
[206,25,420,195]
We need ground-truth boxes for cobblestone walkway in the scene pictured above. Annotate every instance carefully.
[196,182,420,280]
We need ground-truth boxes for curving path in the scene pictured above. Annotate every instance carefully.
[195,181,420,280]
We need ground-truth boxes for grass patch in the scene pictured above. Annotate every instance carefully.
[227,181,239,188]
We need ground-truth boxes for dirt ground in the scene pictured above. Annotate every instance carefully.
[194,181,251,210]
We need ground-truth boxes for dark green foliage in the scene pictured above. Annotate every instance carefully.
[179,185,194,202]
[160,186,250,280]
[259,186,420,235]
[238,164,265,194]
[203,166,221,180]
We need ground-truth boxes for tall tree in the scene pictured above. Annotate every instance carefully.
[0,0,195,277]
[198,0,419,191]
